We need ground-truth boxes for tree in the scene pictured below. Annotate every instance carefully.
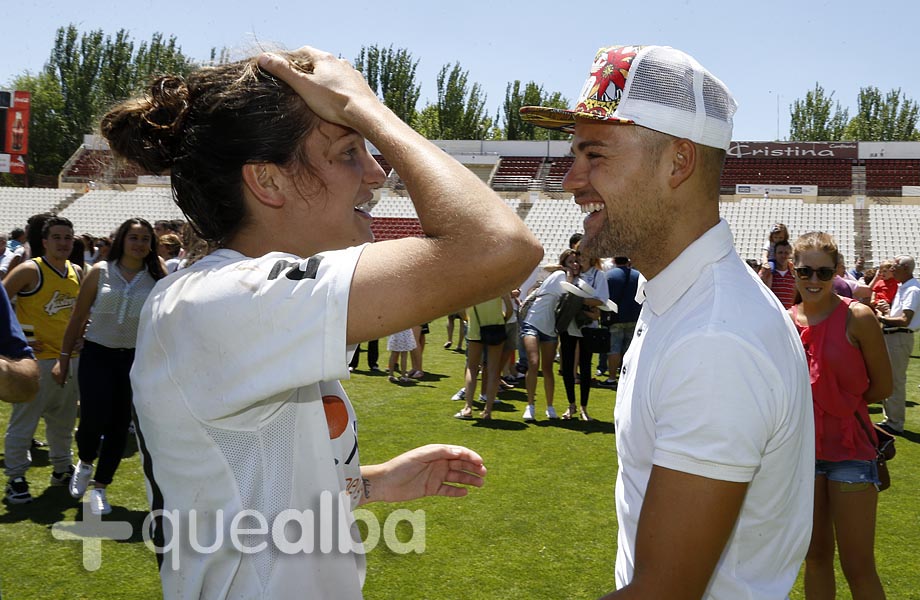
[789,83,849,141]
[501,80,569,141]
[354,45,421,125]
[844,87,920,141]
[412,104,441,139]
[13,24,195,181]
[413,62,490,140]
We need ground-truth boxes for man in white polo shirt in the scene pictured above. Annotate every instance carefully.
[877,255,919,435]
[521,45,814,599]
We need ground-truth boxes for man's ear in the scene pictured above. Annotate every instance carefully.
[667,139,696,189]
[241,163,287,208]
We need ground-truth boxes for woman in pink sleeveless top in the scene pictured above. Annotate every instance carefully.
[790,231,892,600]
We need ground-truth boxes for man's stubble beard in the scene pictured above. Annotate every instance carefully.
[580,187,673,269]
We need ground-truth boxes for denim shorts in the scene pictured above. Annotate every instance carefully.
[815,459,880,485]
[520,322,557,343]
[609,322,636,354]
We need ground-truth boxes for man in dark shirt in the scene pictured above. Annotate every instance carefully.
[598,257,641,388]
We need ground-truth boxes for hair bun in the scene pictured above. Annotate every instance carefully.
[100,75,191,173]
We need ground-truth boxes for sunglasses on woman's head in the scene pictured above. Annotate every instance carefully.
[794,266,836,281]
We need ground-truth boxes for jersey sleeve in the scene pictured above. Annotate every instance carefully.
[0,285,34,360]
[649,333,780,483]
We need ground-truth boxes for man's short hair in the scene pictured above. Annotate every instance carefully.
[774,240,791,250]
[41,216,74,238]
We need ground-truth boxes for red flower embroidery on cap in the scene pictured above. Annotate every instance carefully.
[591,46,638,103]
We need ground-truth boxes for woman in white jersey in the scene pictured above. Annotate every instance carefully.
[53,218,166,515]
[100,47,542,599]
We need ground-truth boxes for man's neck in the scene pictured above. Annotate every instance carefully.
[42,255,68,272]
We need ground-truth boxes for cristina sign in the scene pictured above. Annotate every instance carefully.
[728,142,858,159]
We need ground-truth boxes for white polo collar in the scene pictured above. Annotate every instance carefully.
[639,219,735,316]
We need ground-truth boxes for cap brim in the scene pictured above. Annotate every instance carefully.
[520,106,634,132]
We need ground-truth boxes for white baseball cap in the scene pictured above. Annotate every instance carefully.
[520,45,738,150]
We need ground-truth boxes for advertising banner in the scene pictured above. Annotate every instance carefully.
[735,184,819,197]
[4,91,31,155]
[0,153,26,174]
[728,141,858,160]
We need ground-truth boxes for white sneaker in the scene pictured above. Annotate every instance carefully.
[88,488,112,515]
[522,404,536,422]
[70,460,94,499]
[451,388,466,401]
[546,406,559,419]
[479,393,488,402]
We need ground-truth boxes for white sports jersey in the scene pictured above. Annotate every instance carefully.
[131,246,368,599]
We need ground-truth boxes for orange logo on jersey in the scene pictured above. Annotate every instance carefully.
[322,395,349,439]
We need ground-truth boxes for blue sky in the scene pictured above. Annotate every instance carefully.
[4,0,917,141]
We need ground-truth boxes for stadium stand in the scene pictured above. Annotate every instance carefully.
[58,187,183,236]
[720,198,856,263]
[490,156,544,191]
[60,147,153,185]
[720,158,853,194]
[369,194,418,219]
[865,159,920,196]
[869,204,920,264]
[6,139,920,271]
[523,197,585,262]
[543,157,573,192]
[0,187,79,234]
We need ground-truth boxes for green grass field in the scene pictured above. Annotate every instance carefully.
[1,318,918,599]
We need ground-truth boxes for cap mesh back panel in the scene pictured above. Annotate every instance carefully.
[628,49,696,113]
[702,73,732,122]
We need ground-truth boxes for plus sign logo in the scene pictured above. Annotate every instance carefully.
[51,501,134,571]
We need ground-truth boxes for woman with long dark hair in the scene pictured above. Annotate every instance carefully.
[790,231,891,599]
[52,218,166,515]
[97,47,541,597]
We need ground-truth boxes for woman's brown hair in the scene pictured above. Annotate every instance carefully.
[101,55,319,245]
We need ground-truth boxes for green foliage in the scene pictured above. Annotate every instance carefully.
[1,319,919,598]
[12,24,195,181]
[354,45,421,126]
[414,62,491,140]
[208,47,232,65]
[844,87,920,141]
[789,83,920,141]
[10,70,67,179]
[502,80,569,141]
[411,104,441,139]
[789,83,849,141]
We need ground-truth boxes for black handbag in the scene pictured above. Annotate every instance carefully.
[580,326,611,354]
[855,411,896,491]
